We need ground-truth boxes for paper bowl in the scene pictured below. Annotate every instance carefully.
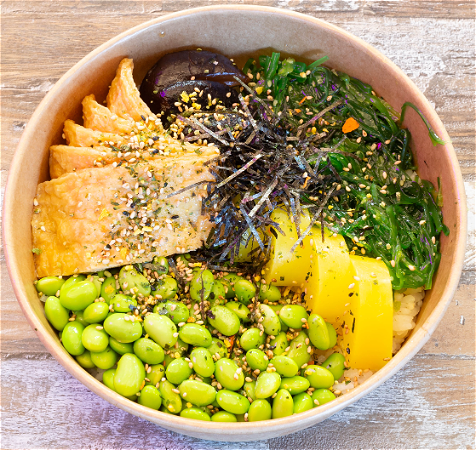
[3,5,466,442]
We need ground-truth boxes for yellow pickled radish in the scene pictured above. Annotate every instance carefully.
[263,209,312,286]
[304,228,353,325]
[340,255,393,371]
[234,229,262,263]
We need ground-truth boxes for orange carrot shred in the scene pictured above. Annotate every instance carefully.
[299,96,307,104]
[342,117,360,134]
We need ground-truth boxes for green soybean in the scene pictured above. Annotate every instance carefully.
[255,372,281,399]
[59,280,97,311]
[179,379,216,406]
[321,353,346,381]
[62,321,85,356]
[44,296,70,331]
[138,385,162,410]
[60,275,86,294]
[180,407,211,421]
[208,280,226,306]
[114,353,145,397]
[166,358,193,385]
[259,304,281,336]
[81,324,109,352]
[109,336,134,355]
[153,276,178,300]
[207,338,227,360]
[279,305,309,329]
[259,284,281,302]
[152,256,169,275]
[303,365,335,389]
[104,313,143,343]
[208,305,240,336]
[83,301,109,323]
[246,349,269,372]
[272,389,293,419]
[190,347,215,378]
[154,301,189,324]
[88,275,103,297]
[311,388,336,406]
[36,276,65,296]
[146,364,165,386]
[119,266,151,297]
[269,332,288,356]
[211,411,237,422]
[280,376,310,395]
[143,313,178,348]
[222,274,243,299]
[190,269,215,302]
[110,294,137,313]
[179,323,212,347]
[159,380,183,414]
[90,346,118,369]
[133,338,165,365]
[308,314,336,350]
[216,390,250,414]
[72,309,88,327]
[215,358,244,391]
[286,331,311,369]
[225,302,251,322]
[240,327,265,351]
[100,276,117,304]
[233,279,256,306]
[243,380,257,401]
[248,398,272,422]
[271,355,299,377]
[102,368,116,391]
[326,322,337,348]
[293,392,313,414]
[76,350,96,368]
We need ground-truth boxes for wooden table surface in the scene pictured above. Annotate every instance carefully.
[1,1,474,449]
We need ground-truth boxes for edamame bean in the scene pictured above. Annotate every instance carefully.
[76,350,95,368]
[271,355,299,377]
[72,309,88,327]
[190,269,215,302]
[90,346,118,369]
[109,337,134,355]
[178,380,216,406]
[36,276,65,296]
[211,411,237,422]
[146,364,165,386]
[233,279,256,306]
[208,305,240,336]
[104,313,143,343]
[243,380,256,402]
[143,313,178,348]
[326,322,337,348]
[259,284,281,302]
[154,301,189,324]
[114,353,145,397]
[225,302,251,322]
[100,276,117,304]
[321,353,346,381]
[255,372,281,399]
[60,275,86,294]
[216,390,250,414]
[259,304,281,336]
[133,338,165,365]
[110,294,137,313]
[138,385,162,410]
[119,266,151,297]
[286,331,311,369]
[166,358,193,385]
[293,392,313,414]
[44,296,70,331]
[88,275,103,297]
[279,305,309,329]
[303,365,334,389]
[308,314,336,350]
[179,323,212,347]
[152,256,169,275]
[152,276,178,300]
[272,389,293,419]
[207,338,227,360]
[269,305,288,332]
[102,368,116,391]
[159,380,182,414]
[222,274,242,299]
[190,347,215,378]
[311,388,336,406]
[180,407,211,421]
[83,301,109,323]
[62,321,85,355]
[81,324,109,352]
[59,280,97,311]
[208,280,226,306]
[215,358,244,391]
[279,376,310,395]
[269,332,287,356]
[248,398,272,422]
[246,349,268,372]
[240,327,265,351]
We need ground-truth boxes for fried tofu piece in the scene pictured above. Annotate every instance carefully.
[32,155,215,277]
[63,120,126,147]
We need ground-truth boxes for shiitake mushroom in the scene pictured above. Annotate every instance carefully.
[140,50,248,121]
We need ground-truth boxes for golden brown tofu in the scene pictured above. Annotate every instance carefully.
[63,120,126,147]
[32,154,216,277]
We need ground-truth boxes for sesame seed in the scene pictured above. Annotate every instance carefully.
[348,283,355,289]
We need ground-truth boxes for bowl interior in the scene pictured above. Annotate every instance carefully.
[4,5,466,442]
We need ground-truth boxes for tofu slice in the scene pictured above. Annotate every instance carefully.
[63,119,126,147]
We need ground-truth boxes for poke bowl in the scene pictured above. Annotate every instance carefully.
[3,5,466,442]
